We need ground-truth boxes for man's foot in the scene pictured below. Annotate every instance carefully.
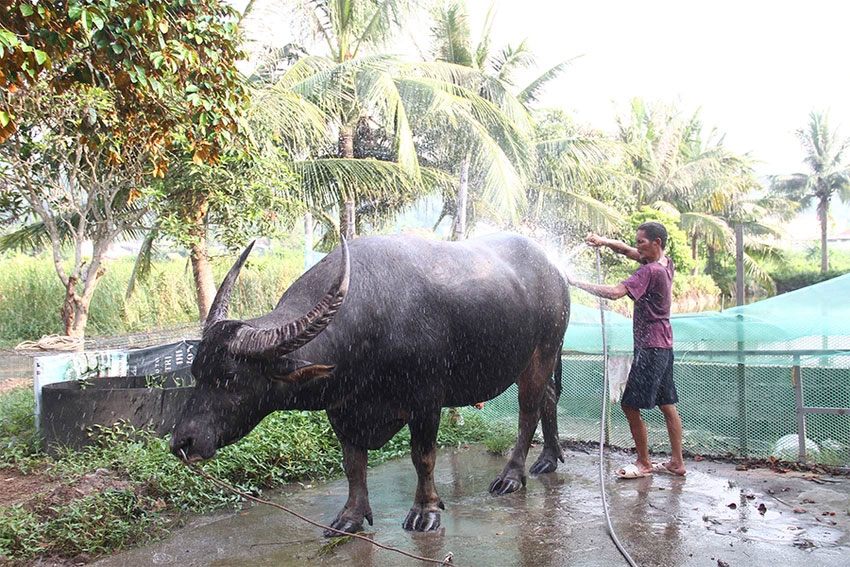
[651,461,686,476]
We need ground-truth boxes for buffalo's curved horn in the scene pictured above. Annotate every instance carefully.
[227,238,350,357]
[204,241,256,334]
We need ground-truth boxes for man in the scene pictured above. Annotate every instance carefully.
[567,222,686,478]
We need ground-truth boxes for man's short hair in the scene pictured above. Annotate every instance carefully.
[638,221,668,249]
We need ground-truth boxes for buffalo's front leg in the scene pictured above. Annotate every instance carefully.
[325,443,373,537]
[490,347,553,495]
[402,408,444,531]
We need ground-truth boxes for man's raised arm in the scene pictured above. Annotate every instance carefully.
[586,233,641,262]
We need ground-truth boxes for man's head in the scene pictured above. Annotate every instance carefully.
[635,221,667,262]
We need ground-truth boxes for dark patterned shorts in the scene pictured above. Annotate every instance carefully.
[621,348,678,409]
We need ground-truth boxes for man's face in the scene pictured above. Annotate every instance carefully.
[635,229,659,261]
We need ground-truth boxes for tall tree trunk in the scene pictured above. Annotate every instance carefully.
[451,153,471,241]
[706,245,715,275]
[60,276,81,337]
[819,197,829,274]
[186,199,216,323]
[61,268,106,338]
[690,233,698,275]
[190,238,216,323]
[304,211,314,271]
[735,223,744,306]
[339,125,356,240]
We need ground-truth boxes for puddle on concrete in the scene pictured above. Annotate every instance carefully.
[93,446,849,567]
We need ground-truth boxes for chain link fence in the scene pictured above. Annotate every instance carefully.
[476,353,850,465]
[480,273,850,466]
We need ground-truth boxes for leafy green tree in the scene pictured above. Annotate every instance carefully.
[615,99,787,298]
[428,1,613,239]
[262,0,427,241]
[617,100,734,213]
[249,0,531,248]
[140,148,300,319]
[0,0,245,165]
[0,0,246,337]
[770,111,850,273]
[428,1,531,239]
[524,109,626,242]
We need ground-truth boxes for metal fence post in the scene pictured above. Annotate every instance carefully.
[736,313,748,456]
[734,223,749,456]
[792,355,807,462]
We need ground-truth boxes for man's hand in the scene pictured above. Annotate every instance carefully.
[585,233,606,247]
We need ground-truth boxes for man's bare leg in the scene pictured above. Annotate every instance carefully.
[621,404,653,474]
[659,404,686,475]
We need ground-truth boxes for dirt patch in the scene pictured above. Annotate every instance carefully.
[0,377,29,395]
[0,467,139,511]
[31,469,138,512]
[0,468,58,507]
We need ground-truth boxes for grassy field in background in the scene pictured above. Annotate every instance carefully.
[0,245,304,348]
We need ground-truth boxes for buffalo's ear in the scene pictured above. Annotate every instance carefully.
[273,364,335,386]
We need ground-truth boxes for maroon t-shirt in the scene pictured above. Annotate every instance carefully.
[621,258,674,349]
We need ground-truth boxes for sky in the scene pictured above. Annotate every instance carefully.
[460,1,850,180]
[233,0,850,237]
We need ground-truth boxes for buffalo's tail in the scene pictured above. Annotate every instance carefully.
[554,353,563,399]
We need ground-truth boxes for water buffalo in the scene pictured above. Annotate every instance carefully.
[171,233,570,535]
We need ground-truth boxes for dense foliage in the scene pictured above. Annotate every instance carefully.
[0,0,247,164]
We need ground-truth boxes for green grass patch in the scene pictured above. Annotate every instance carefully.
[482,424,516,455]
[0,387,44,472]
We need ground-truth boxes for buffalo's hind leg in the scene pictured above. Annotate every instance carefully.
[402,407,445,531]
[529,357,565,475]
[324,443,373,537]
[490,347,557,495]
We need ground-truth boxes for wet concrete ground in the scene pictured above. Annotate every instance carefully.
[94,446,850,567]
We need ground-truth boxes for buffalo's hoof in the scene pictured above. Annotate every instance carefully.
[323,510,373,537]
[489,473,526,495]
[529,448,564,475]
[402,501,444,531]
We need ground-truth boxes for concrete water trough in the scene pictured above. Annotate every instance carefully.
[39,371,193,451]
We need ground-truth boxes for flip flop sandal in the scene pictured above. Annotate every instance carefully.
[615,463,651,479]
[651,462,686,476]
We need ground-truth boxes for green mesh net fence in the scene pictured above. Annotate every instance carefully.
[476,273,850,465]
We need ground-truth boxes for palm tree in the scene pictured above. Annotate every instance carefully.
[264,0,442,240]
[617,102,745,260]
[617,100,735,210]
[770,111,850,273]
[524,109,627,240]
[248,1,533,249]
[616,99,792,297]
[426,2,631,242]
[427,1,552,239]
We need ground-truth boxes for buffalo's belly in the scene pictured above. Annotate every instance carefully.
[441,356,530,407]
[373,344,533,407]
[326,405,408,450]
